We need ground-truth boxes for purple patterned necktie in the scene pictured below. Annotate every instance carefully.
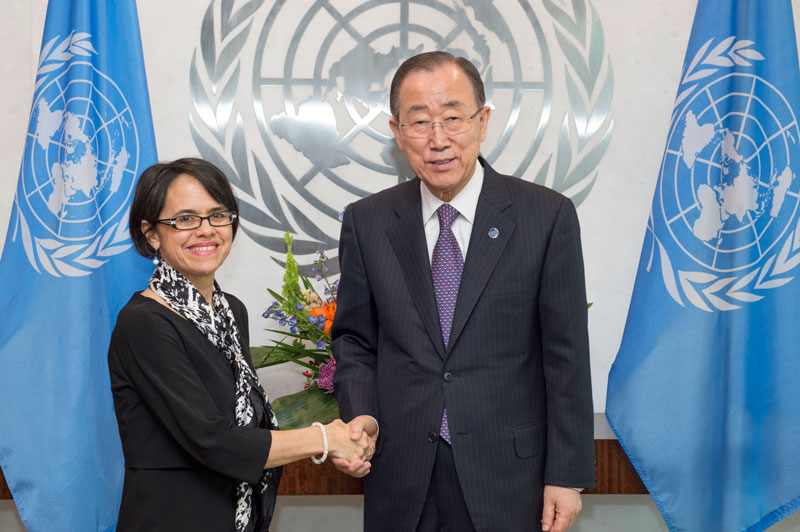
[431,203,463,444]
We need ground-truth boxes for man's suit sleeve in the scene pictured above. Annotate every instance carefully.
[331,205,380,422]
[538,197,595,489]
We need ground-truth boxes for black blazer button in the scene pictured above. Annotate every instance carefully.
[443,371,454,382]
[427,432,438,443]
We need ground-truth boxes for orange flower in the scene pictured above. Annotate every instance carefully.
[308,301,336,335]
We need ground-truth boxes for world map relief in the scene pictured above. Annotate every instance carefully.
[680,110,793,243]
[33,97,128,224]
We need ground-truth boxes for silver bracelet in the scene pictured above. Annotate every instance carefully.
[311,422,328,464]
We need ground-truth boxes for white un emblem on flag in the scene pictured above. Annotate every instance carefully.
[16,32,141,277]
[651,37,800,311]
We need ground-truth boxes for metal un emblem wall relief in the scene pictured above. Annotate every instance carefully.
[16,33,141,277]
[649,38,800,311]
[190,0,614,269]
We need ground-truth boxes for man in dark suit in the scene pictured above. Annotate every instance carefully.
[331,51,594,532]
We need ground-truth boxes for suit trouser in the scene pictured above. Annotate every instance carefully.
[415,439,476,532]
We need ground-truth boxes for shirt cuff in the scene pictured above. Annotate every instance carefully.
[366,415,379,437]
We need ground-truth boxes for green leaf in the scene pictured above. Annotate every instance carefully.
[264,328,328,346]
[266,336,326,355]
[253,350,318,369]
[267,288,285,303]
[272,387,340,430]
[250,345,275,366]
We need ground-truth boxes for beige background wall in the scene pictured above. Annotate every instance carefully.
[0,0,721,410]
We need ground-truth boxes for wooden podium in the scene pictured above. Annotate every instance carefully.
[0,440,645,499]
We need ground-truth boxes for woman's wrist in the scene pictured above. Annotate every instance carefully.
[310,422,328,464]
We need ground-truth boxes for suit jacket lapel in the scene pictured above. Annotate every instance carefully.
[386,179,446,359]
[448,162,515,353]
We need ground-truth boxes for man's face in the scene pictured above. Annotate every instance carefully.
[389,63,490,202]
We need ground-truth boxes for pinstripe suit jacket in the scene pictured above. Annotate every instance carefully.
[332,159,595,532]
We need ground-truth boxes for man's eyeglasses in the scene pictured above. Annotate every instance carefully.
[397,108,484,138]
[157,211,237,231]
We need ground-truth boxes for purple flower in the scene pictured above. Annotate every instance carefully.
[263,301,280,319]
[316,340,326,349]
[307,315,318,324]
[315,358,336,394]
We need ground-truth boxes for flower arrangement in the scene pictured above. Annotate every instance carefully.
[252,232,339,428]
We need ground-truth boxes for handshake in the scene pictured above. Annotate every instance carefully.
[323,415,378,478]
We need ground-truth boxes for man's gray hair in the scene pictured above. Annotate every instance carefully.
[389,51,486,117]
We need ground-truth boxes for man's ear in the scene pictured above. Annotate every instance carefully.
[389,117,406,153]
[479,106,491,142]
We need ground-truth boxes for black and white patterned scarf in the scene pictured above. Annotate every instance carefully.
[149,261,278,532]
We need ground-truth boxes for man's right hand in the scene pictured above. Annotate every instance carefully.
[332,415,378,478]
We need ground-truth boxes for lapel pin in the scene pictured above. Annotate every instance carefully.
[488,227,499,239]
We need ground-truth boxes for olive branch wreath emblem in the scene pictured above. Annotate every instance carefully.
[539,0,614,206]
[15,32,136,278]
[647,37,800,312]
[189,0,613,259]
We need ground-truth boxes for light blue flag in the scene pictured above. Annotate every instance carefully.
[0,1,156,530]
[606,1,800,531]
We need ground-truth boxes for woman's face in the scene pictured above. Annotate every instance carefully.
[144,174,233,288]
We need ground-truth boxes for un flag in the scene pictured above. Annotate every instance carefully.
[0,1,156,530]
[607,1,800,531]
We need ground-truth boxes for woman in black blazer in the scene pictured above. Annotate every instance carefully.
[108,158,372,532]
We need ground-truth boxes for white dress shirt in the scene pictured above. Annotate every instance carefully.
[420,163,484,262]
